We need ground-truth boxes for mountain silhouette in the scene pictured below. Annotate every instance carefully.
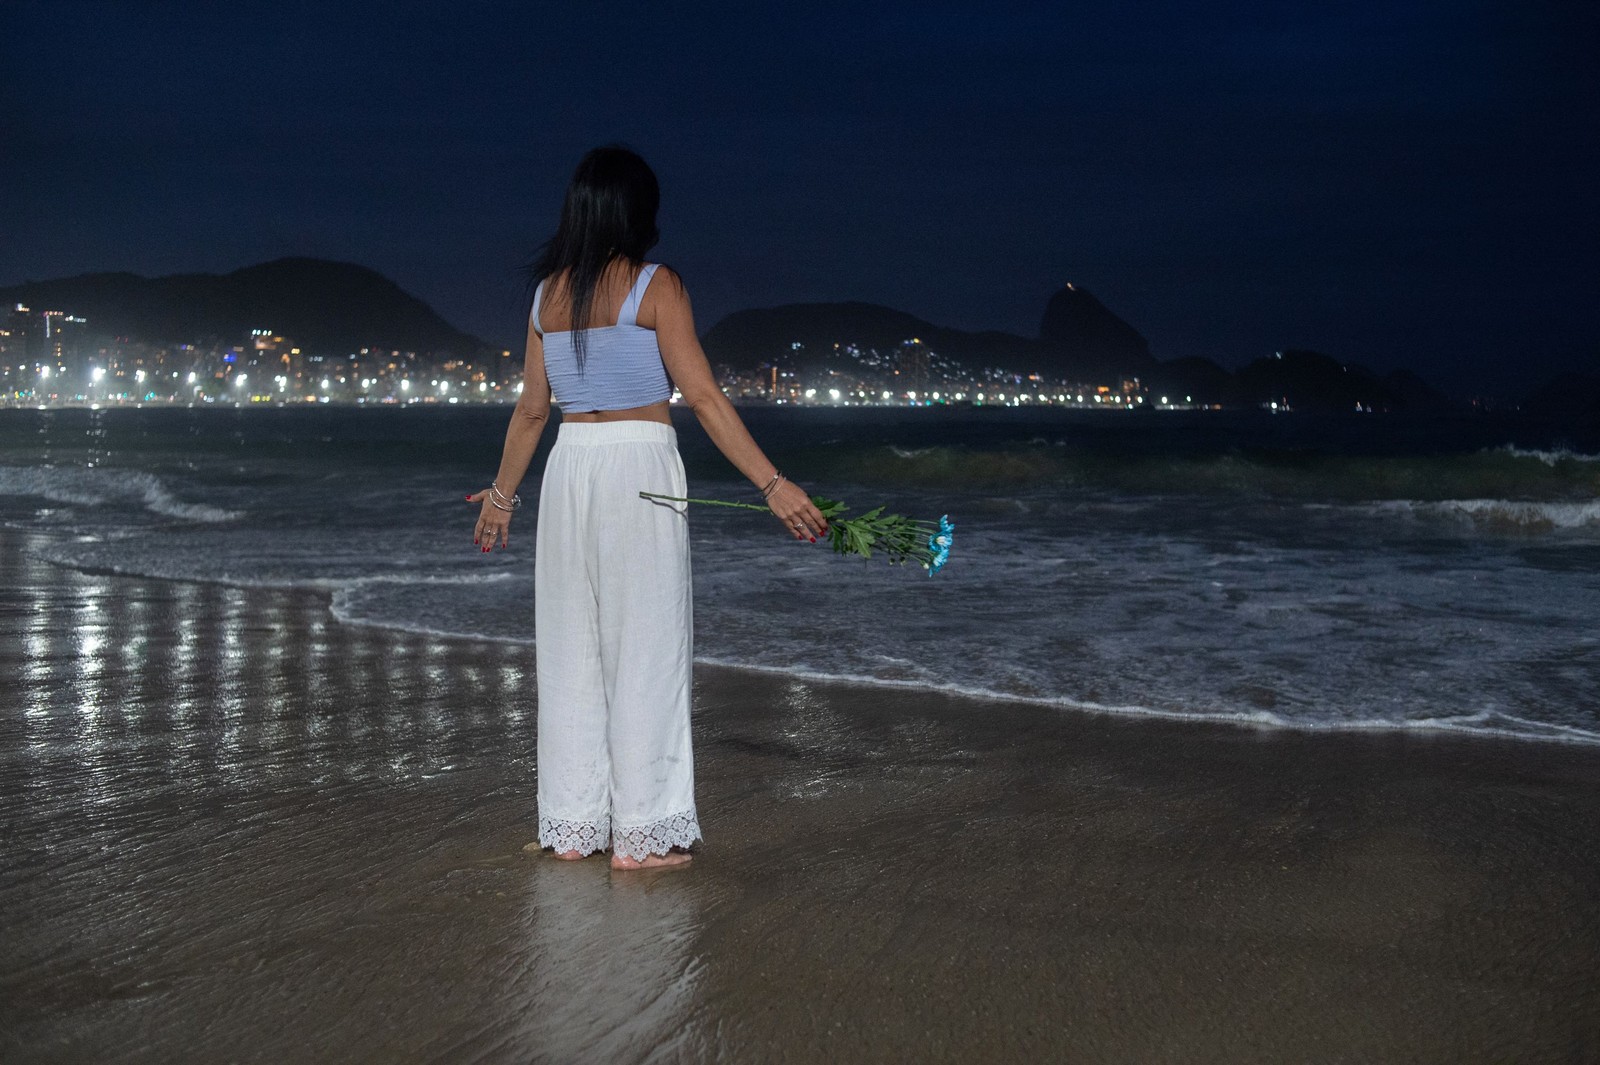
[1228,350,1454,412]
[1037,283,1156,381]
[701,301,1039,373]
[703,283,1158,384]
[0,258,486,356]
[701,287,1455,409]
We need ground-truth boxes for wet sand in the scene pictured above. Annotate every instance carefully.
[2,527,1598,1064]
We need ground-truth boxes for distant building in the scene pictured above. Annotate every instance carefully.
[41,311,89,374]
[6,304,32,365]
[2,304,87,380]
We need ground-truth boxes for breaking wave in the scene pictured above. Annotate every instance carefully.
[809,441,1600,503]
[0,465,242,523]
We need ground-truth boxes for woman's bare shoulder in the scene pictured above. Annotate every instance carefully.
[649,263,688,295]
[641,264,691,329]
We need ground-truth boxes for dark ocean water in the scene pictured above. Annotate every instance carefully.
[2,404,1596,744]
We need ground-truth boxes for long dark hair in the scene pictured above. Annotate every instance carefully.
[527,145,660,365]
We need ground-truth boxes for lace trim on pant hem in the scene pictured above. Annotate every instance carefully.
[611,808,702,862]
[538,815,611,857]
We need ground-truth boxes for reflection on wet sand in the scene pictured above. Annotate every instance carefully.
[3,528,1600,1063]
[514,861,707,1062]
[2,531,716,1063]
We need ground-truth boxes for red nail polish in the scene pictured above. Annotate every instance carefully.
[809,536,816,542]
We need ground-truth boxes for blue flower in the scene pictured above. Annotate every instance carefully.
[926,514,954,576]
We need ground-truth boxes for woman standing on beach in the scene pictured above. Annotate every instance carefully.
[469,147,829,870]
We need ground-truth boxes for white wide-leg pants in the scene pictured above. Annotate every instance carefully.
[533,419,701,861]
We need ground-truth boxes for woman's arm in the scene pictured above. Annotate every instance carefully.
[469,325,553,551]
[651,269,829,542]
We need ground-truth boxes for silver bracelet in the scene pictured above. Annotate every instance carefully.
[761,472,786,500]
[490,481,522,509]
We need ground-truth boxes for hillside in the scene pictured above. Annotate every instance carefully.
[701,301,1041,373]
[0,258,487,356]
[1036,283,1157,381]
[701,287,1460,410]
[702,284,1155,384]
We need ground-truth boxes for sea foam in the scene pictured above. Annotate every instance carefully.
[0,465,242,523]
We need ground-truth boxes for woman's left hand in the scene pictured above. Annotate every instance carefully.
[765,479,830,541]
[466,490,511,552]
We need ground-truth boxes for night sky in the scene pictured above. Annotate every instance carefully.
[4,1,1596,397]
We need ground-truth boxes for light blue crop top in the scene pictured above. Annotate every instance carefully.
[532,263,672,412]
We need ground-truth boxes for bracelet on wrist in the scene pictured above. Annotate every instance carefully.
[490,481,522,510]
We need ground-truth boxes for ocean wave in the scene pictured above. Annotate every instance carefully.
[327,598,534,645]
[0,465,242,523]
[1495,445,1600,466]
[1378,498,1600,532]
[812,443,1600,502]
[27,530,1600,749]
[680,657,1600,746]
[39,543,519,593]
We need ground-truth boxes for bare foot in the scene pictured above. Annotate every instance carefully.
[610,847,693,871]
[553,849,588,861]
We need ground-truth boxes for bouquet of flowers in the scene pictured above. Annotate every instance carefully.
[639,491,955,576]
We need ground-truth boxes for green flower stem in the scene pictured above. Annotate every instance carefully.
[641,490,946,571]
[639,491,769,512]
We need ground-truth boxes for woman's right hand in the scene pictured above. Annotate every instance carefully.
[466,489,512,552]
[766,480,829,542]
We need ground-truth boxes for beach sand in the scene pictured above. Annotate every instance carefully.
[2,527,1598,1064]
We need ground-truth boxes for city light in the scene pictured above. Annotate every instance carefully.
[3,314,1179,412]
